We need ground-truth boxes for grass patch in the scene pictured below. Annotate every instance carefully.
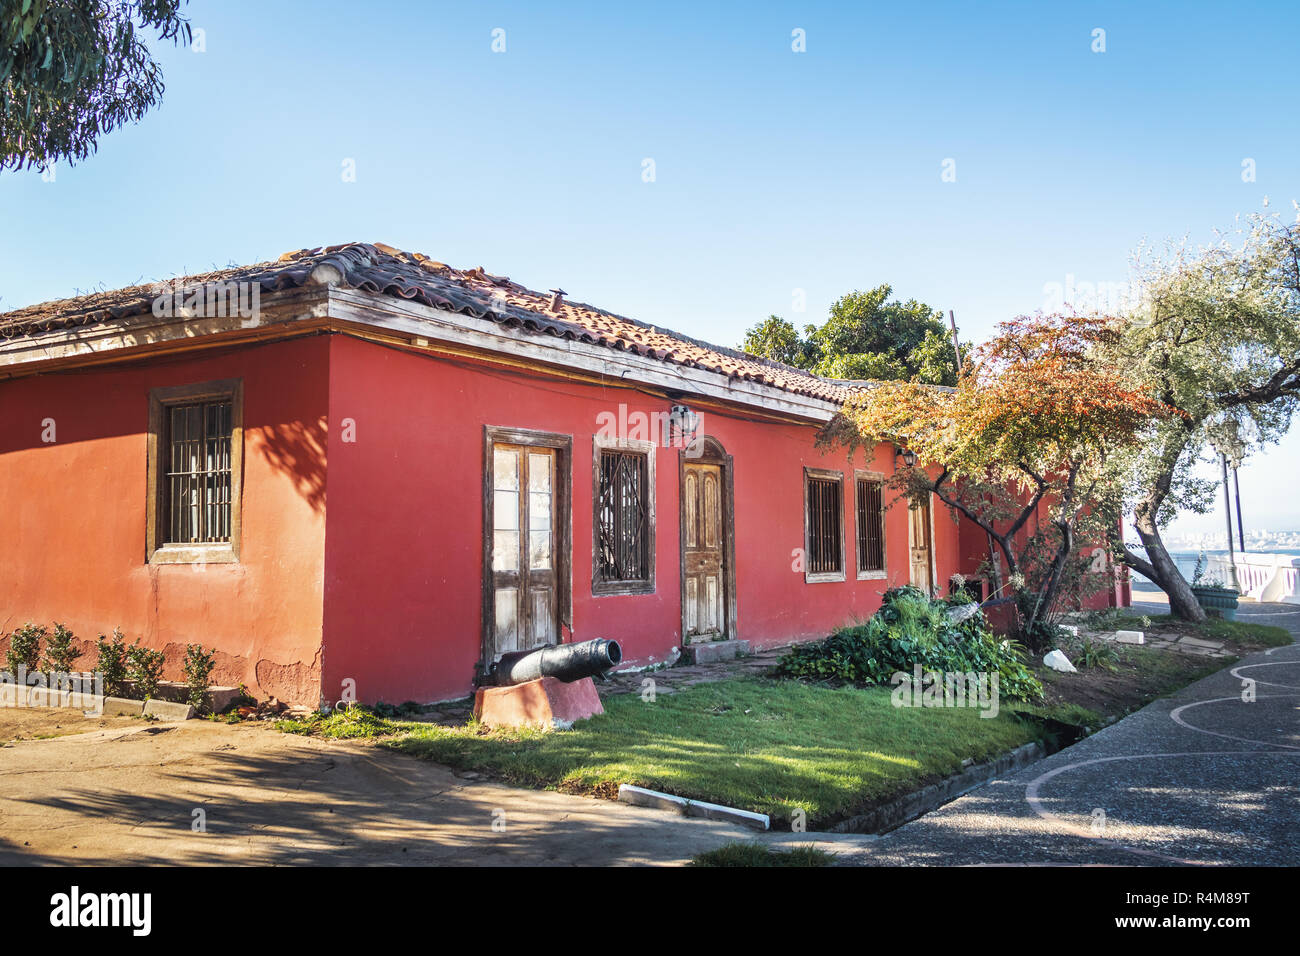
[278,678,1041,826]
[276,707,420,739]
[1084,608,1292,649]
[691,842,835,867]
[1165,616,1291,648]
[371,677,1040,827]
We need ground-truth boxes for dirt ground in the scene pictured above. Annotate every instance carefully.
[0,715,780,865]
[1033,647,1222,721]
[0,707,145,744]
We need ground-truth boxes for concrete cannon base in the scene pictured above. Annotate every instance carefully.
[473,675,604,730]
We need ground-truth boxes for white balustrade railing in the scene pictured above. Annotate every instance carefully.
[1205,553,1300,604]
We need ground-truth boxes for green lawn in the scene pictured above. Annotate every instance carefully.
[281,677,1044,827]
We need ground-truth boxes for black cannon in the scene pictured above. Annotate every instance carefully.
[488,638,622,687]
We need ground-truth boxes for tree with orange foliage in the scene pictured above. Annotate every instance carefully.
[820,313,1178,647]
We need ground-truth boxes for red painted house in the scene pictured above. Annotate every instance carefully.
[0,243,1127,707]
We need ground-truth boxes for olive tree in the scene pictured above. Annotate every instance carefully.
[1109,214,1300,620]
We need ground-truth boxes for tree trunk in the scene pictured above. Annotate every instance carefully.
[1025,523,1073,643]
[1132,517,1206,622]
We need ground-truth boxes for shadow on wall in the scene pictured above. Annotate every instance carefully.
[256,416,327,514]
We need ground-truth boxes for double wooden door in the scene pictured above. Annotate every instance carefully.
[489,443,559,659]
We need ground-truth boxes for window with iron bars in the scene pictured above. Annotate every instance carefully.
[805,473,843,579]
[856,476,885,575]
[596,450,650,587]
[163,400,234,545]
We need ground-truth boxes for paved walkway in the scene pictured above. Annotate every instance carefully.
[0,718,766,866]
[828,600,1300,865]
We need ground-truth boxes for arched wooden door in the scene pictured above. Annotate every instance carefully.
[679,438,736,644]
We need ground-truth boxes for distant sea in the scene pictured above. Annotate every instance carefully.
[1132,547,1300,583]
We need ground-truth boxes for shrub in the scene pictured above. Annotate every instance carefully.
[43,623,82,674]
[95,629,130,697]
[776,586,1043,702]
[1015,590,1068,653]
[183,644,216,712]
[5,623,46,674]
[1076,636,1119,672]
[126,642,167,701]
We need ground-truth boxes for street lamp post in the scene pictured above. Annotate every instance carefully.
[1232,460,1245,553]
[1221,452,1241,591]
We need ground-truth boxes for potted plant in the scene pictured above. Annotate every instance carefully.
[1189,552,1239,620]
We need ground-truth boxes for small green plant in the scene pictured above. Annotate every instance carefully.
[1077,636,1119,671]
[95,629,130,697]
[183,644,216,712]
[126,641,167,700]
[43,623,82,674]
[5,623,45,674]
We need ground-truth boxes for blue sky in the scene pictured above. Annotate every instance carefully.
[1,1,1296,533]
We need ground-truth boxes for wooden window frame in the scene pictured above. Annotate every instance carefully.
[803,467,845,583]
[591,434,656,596]
[146,378,244,565]
[854,469,888,580]
[481,426,574,672]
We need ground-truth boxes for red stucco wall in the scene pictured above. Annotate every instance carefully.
[319,336,976,705]
[0,338,329,703]
[1,331,1126,710]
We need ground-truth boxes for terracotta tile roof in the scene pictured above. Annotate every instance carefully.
[0,242,855,404]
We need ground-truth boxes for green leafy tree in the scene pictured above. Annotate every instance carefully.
[1108,214,1300,620]
[820,314,1175,647]
[740,315,818,369]
[741,285,963,384]
[1,0,190,171]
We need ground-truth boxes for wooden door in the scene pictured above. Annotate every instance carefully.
[909,497,933,594]
[489,443,558,660]
[682,462,725,640]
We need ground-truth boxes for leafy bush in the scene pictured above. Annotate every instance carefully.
[776,586,1043,702]
[127,642,167,700]
[95,629,130,697]
[4,623,45,674]
[183,644,216,712]
[43,623,82,674]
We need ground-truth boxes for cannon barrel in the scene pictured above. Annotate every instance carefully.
[490,638,622,687]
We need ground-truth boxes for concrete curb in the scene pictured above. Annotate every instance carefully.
[827,741,1047,835]
[0,683,199,719]
[618,784,770,831]
[143,699,196,721]
[102,697,144,716]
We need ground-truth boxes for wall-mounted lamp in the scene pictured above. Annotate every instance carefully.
[669,404,701,446]
[895,446,917,468]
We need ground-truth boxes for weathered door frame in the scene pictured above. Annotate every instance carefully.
[908,491,938,595]
[678,436,738,644]
[480,426,573,677]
